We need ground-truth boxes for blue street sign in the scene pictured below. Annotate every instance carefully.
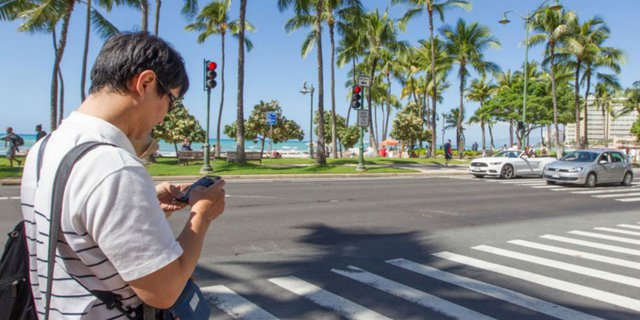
[266,112,277,125]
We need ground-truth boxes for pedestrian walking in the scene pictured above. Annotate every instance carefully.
[2,127,22,167]
[444,139,453,167]
[20,32,225,319]
[35,124,47,141]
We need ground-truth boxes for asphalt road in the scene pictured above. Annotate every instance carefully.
[1,175,639,319]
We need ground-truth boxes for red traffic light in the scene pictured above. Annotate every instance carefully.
[208,61,217,70]
[353,86,362,94]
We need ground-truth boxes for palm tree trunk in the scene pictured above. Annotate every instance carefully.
[480,122,486,152]
[583,74,592,148]
[235,0,247,163]
[315,0,326,165]
[457,65,465,159]
[550,45,562,157]
[140,0,149,33]
[428,6,437,157]
[216,33,226,158]
[329,22,337,158]
[367,59,378,152]
[80,0,91,102]
[373,103,379,145]
[488,123,495,150]
[346,58,356,128]
[509,121,513,146]
[50,1,74,131]
[58,64,64,125]
[547,125,552,148]
[384,73,392,141]
[154,0,161,36]
[573,61,582,148]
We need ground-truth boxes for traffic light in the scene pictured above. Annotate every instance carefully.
[205,60,217,89]
[351,85,362,109]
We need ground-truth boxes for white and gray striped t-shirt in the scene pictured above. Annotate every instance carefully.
[21,112,183,319]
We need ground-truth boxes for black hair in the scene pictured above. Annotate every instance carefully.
[89,32,189,97]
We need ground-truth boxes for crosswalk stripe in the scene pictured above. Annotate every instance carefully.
[571,187,640,194]
[617,197,640,202]
[569,230,640,245]
[618,224,640,230]
[498,180,544,184]
[593,192,640,198]
[332,266,494,320]
[594,227,640,236]
[434,251,640,313]
[540,234,640,256]
[268,276,390,320]
[508,240,640,270]
[386,258,603,320]
[201,285,278,320]
[473,245,640,288]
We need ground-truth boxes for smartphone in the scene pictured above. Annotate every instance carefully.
[175,176,221,203]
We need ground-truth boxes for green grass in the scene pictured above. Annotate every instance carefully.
[145,157,416,176]
[0,156,25,179]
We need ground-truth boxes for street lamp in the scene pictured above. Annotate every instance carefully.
[499,0,562,150]
[300,81,315,159]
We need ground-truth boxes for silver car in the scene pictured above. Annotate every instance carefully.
[543,149,634,188]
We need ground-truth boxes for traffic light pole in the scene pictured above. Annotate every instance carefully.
[356,91,366,171]
[200,87,213,174]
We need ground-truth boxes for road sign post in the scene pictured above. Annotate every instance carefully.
[266,112,277,155]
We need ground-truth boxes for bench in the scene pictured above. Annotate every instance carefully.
[226,151,262,164]
[177,150,204,165]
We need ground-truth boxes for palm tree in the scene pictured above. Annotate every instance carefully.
[561,16,610,148]
[394,0,471,157]
[279,0,327,165]
[153,1,197,35]
[80,1,119,102]
[360,9,406,152]
[620,81,640,116]
[186,0,255,157]
[235,0,248,163]
[530,7,574,157]
[336,13,366,127]
[467,76,496,152]
[593,81,617,147]
[442,19,500,159]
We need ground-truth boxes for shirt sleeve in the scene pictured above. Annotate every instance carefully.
[83,166,183,282]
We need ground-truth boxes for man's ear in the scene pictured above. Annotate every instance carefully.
[132,70,157,99]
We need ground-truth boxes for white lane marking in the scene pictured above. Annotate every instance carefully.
[0,196,20,200]
[570,186,640,194]
[473,245,640,288]
[593,192,640,198]
[226,195,279,199]
[268,276,390,320]
[434,251,640,313]
[498,180,545,184]
[569,230,640,245]
[531,185,559,189]
[201,285,279,320]
[386,258,603,320]
[618,224,640,230]
[509,240,640,270]
[617,197,640,202]
[593,227,640,237]
[332,266,494,320]
[540,234,640,257]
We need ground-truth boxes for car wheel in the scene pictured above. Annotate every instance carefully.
[622,172,633,186]
[585,173,597,188]
[500,165,514,179]
[546,180,556,185]
[473,174,485,178]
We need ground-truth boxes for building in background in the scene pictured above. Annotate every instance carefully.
[565,96,638,148]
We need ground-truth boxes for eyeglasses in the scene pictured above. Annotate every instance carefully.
[156,79,181,113]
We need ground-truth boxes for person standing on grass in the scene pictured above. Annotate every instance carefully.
[444,139,453,167]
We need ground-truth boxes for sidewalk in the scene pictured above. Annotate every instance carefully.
[0,164,469,185]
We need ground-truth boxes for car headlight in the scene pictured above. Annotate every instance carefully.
[490,162,502,165]
[568,167,583,173]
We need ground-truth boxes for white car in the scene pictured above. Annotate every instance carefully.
[469,150,557,179]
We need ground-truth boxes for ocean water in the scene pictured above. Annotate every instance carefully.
[1,133,323,156]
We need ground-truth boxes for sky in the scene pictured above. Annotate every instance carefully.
[1,0,639,148]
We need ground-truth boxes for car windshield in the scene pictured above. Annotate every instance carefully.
[560,151,598,162]
[494,151,521,158]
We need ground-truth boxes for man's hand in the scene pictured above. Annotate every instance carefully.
[188,179,226,222]
[156,182,189,217]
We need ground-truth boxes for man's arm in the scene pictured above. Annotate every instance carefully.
[128,180,226,308]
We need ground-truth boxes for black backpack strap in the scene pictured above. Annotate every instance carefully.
[43,141,134,319]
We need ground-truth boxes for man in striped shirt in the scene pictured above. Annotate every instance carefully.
[20,32,226,319]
